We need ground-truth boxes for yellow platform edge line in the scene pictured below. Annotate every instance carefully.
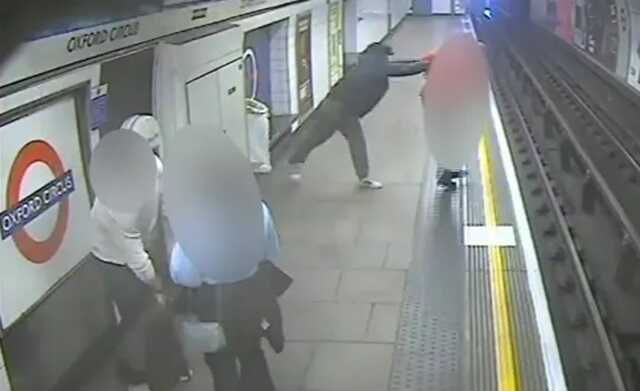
[479,135,521,391]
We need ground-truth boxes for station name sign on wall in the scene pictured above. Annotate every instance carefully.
[1,167,75,242]
[241,0,269,8]
[0,0,300,88]
[66,21,140,53]
[0,93,93,327]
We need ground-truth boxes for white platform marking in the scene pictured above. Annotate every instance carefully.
[464,225,516,247]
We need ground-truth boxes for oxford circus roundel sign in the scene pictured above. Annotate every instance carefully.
[0,140,75,264]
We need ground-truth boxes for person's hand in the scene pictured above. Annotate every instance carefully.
[154,292,167,308]
[151,276,163,292]
[421,52,435,79]
[422,51,437,65]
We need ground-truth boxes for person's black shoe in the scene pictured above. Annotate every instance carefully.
[449,169,468,180]
[437,169,456,191]
[437,168,468,191]
[437,180,457,191]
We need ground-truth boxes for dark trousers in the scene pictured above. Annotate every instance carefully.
[289,113,370,180]
[204,345,275,391]
[437,169,454,186]
[193,262,289,391]
[95,256,189,389]
[95,256,149,378]
[95,256,149,324]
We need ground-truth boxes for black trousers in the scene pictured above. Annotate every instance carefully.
[95,256,189,389]
[204,344,275,391]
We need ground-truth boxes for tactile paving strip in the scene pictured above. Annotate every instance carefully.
[389,176,465,391]
[465,164,548,391]
[465,179,498,391]
[390,302,460,391]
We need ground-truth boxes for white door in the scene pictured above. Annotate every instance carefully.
[343,0,359,65]
[356,0,388,51]
[432,0,452,14]
[186,72,224,133]
[217,60,249,157]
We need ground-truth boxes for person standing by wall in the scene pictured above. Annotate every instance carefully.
[91,117,190,390]
[91,197,165,387]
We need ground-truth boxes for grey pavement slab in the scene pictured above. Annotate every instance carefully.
[384,241,413,270]
[279,240,388,271]
[266,342,316,391]
[281,270,341,302]
[283,301,372,341]
[305,343,394,391]
[366,304,402,343]
[337,270,406,304]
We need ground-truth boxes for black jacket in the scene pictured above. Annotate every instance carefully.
[330,43,426,118]
[192,261,292,353]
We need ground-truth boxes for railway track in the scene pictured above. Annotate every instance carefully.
[479,17,640,391]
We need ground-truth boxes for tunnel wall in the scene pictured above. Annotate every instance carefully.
[525,0,640,93]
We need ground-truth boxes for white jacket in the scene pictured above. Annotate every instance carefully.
[91,156,163,285]
[91,198,157,285]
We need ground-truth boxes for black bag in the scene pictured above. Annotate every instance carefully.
[145,302,190,391]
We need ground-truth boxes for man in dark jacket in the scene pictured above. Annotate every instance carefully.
[288,42,429,189]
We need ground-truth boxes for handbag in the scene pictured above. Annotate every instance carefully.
[179,288,227,354]
[180,315,227,354]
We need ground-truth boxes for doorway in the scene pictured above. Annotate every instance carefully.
[243,19,294,144]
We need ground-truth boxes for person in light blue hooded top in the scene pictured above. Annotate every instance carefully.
[170,201,280,288]
[170,201,289,391]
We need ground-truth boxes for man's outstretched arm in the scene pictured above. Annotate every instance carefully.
[386,60,430,77]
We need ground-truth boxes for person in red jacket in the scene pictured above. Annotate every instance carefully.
[419,49,468,190]
[420,35,490,191]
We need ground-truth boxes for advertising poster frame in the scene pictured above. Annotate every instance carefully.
[296,12,314,117]
[328,0,345,87]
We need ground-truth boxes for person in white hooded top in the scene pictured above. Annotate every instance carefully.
[91,116,165,316]
[91,115,192,388]
[90,168,163,387]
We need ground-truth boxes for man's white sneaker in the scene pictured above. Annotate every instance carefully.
[255,163,272,174]
[289,163,304,181]
[289,172,302,181]
[179,369,194,383]
[359,178,383,190]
